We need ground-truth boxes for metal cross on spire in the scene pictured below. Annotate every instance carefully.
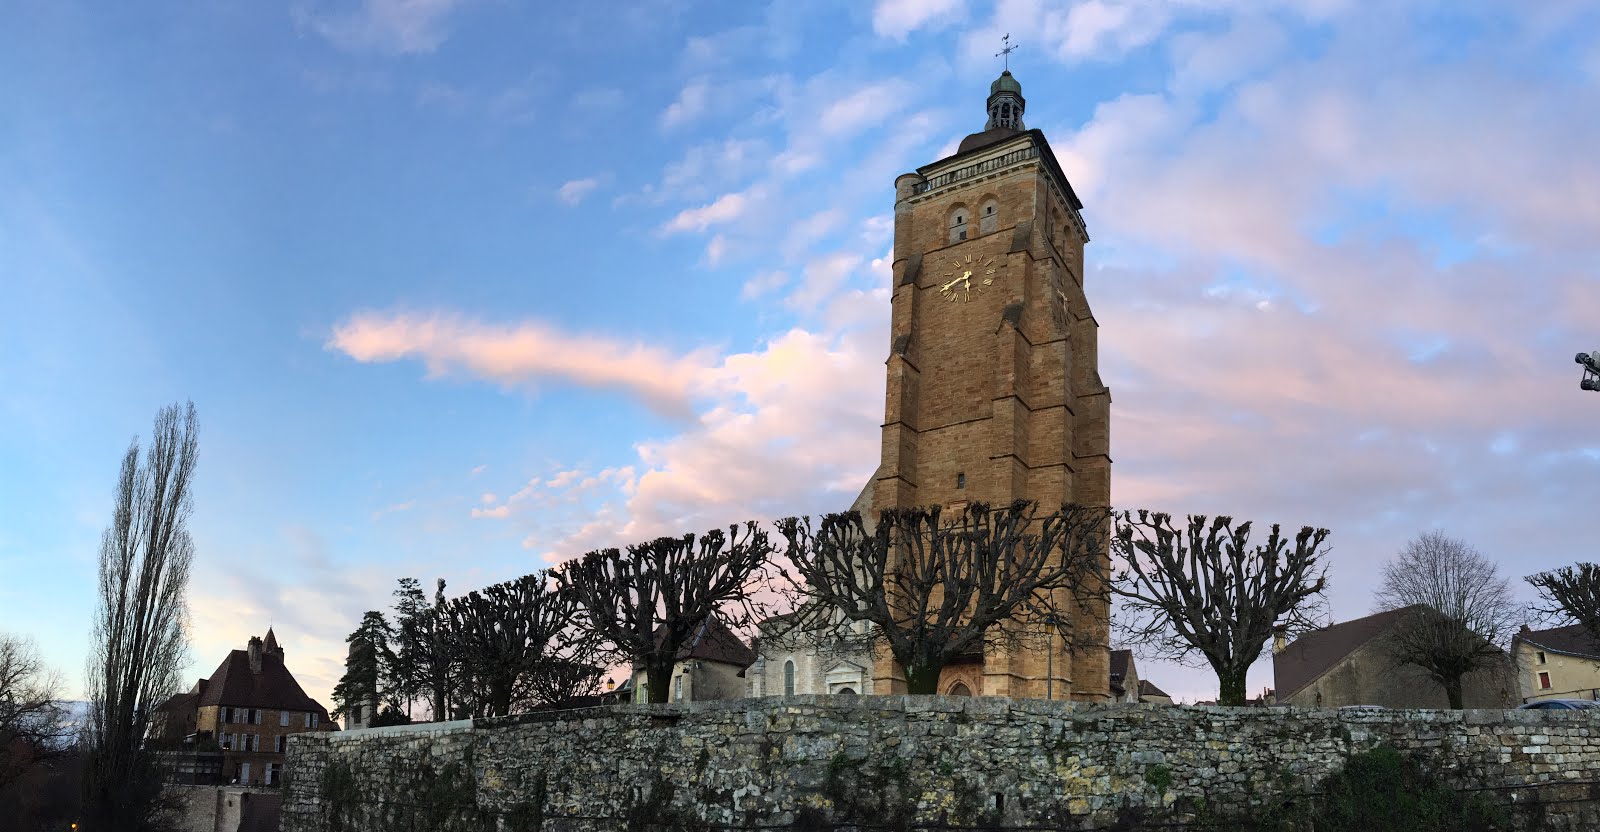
[996,33,1018,70]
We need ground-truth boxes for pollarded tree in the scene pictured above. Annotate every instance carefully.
[557,524,776,704]
[441,570,582,718]
[1112,511,1329,706]
[1375,531,1518,709]
[1527,563,1600,644]
[777,501,1113,695]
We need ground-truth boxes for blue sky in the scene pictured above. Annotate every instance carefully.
[3,0,1598,705]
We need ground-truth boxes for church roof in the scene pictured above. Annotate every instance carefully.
[990,69,1022,96]
[921,128,1084,212]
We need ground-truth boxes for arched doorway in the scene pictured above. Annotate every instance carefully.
[835,687,856,695]
[946,681,972,697]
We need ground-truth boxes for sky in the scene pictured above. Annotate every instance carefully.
[2,0,1598,707]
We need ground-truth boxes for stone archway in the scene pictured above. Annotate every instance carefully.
[947,681,972,697]
[836,687,856,695]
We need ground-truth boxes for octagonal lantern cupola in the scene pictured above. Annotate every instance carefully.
[985,70,1026,131]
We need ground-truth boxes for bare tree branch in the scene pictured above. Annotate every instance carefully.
[556,523,775,704]
[0,633,70,793]
[1527,563,1600,644]
[1374,531,1518,708]
[440,571,582,718]
[83,401,197,831]
[1111,511,1328,706]
[777,502,1111,695]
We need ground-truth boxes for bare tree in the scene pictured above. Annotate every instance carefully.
[0,633,70,793]
[1375,531,1518,709]
[777,501,1112,695]
[557,524,775,704]
[1527,563,1600,643]
[442,571,584,717]
[1113,511,1328,706]
[83,401,197,831]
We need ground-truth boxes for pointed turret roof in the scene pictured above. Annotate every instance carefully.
[263,627,281,655]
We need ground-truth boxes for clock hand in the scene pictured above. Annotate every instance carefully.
[941,276,965,291]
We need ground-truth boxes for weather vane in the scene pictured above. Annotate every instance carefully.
[996,33,1018,71]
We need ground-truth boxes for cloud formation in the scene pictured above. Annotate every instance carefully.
[327,312,715,419]
[293,0,468,54]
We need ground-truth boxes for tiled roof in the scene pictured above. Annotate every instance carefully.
[673,616,756,668]
[193,633,332,717]
[1137,679,1170,699]
[1273,606,1424,701]
[1109,649,1132,696]
[1516,624,1600,660]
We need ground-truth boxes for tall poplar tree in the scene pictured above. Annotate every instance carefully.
[83,401,198,831]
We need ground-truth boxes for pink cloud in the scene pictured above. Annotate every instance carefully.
[327,312,714,419]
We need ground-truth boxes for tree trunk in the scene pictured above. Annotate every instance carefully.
[1217,668,1248,706]
[644,657,674,704]
[1443,673,1465,710]
[904,659,945,695]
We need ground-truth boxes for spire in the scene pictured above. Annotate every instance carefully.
[263,627,282,656]
[985,70,1026,131]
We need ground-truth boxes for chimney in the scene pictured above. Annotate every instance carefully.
[1272,624,1289,655]
[248,636,263,674]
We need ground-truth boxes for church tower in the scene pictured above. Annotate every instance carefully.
[870,70,1112,701]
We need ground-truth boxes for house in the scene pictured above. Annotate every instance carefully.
[1514,624,1600,703]
[746,609,876,697]
[1136,679,1174,705]
[1108,650,1172,704]
[1272,606,1515,709]
[628,615,756,703]
[151,628,337,786]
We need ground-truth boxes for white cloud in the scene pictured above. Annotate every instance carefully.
[556,177,600,206]
[659,188,761,235]
[818,80,913,137]
[660,78,711,129]
[293,0,468,55]
[741,270,790,300]
[872,0,965,39]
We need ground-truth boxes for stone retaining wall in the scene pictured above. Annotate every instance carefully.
[280,696,1600,830]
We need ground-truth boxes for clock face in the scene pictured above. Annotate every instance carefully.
[938,253,998,302]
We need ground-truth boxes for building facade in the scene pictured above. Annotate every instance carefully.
[628,616,756,703]
[1514,624,1600,703]
[153,629,338,786]
[867,69,1111,700]
[746,612,876,698]
[1273,607,1516,709]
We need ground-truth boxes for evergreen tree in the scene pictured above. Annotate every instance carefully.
[331,611,393,721]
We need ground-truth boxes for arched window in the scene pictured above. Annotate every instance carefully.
[949,207,968,243]
[947,681,972,697]
[784,660,796,696]
[979,199,999,234]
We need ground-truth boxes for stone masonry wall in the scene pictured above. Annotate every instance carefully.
[281,696,1600,831]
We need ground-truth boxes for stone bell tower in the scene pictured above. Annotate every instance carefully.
[869,70,1112,701]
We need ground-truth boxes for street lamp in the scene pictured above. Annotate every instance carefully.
[1577,351,1600,392]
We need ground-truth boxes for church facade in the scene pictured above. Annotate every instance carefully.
[865,70,1112,701]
